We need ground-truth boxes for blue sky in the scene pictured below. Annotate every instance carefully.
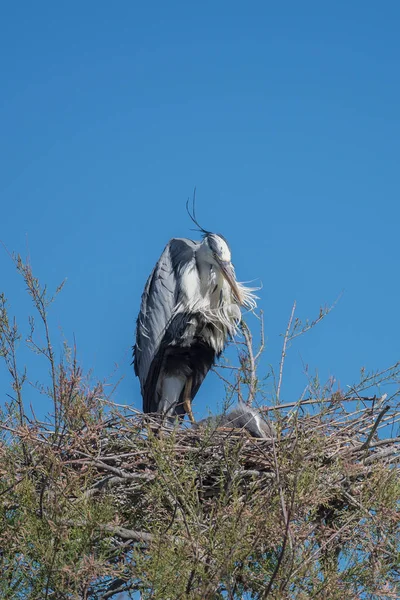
[1,2,399,422]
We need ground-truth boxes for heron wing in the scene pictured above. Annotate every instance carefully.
[133,238,199,410]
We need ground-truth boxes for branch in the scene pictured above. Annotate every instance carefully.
[240,320,257,406]
[360,404,391,450]
[102,525,154,543]
[100,580,140,600]
[254,310,265,362]
[276,301,296,402]
[261,394,387,412]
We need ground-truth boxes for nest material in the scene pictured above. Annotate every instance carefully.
[2,394,399,599]
[64,396,399,516]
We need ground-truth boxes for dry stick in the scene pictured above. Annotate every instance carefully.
[101,580,140,600]
[102,525,154,543]
[213,364,240,370]
[276,301,296,403]
[366,436,400,449]
[288,299,337,342]
[262,394,386,412]
[62,518,154,544]
[351,361,400,389]
[374,415,400,434]
[359,410,396,434]
[240,320,257,406]
[211,366,236,389]
[254,309,265,362]
[363,447,398,465]
[360,404,391,450]
[212,310,264,407]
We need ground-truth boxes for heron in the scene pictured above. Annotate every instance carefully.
[133,208,257,423]
[195,402,275,439]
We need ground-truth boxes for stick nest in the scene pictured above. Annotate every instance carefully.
[63,394,399,516]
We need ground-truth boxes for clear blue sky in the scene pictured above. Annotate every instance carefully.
[1,2,399,421]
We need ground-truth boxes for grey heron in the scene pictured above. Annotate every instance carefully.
[133,217,257,423]
[195,402,275,439]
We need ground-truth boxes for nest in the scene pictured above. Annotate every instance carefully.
[2,392,399,599]
[62,394,399,521]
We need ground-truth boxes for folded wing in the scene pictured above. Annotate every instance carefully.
[133,238,199,413]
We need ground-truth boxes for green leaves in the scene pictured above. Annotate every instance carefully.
[0,257,399,599]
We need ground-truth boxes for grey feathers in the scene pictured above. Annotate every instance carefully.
[134,238,198,397]
[195,404,275,440]
[134,232,258,422]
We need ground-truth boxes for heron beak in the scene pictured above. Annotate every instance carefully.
[217,259,244,305]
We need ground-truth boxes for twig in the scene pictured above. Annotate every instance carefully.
[290,513,358,579]
[261,395,385,412]
[240,320,257,406]
[277,302,296,402]
[254,310,265,361]
[102,525,154,543]
[360,404,391,450]
[288,296,340,342]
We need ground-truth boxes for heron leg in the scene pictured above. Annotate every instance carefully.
[183,376,195,423]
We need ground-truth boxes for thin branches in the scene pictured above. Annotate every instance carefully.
[1,384,399,598]
[276,301,296,403]
[275,298,338,403]
[15,255,64,431]
[1,257,399,599]
[360,403,390,450]
[0,295,26,427]
[239,320,257,406]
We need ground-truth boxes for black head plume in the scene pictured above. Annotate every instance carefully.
[186,188,210,236]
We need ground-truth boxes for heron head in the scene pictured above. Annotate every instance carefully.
[205,233,231,263]
[204,234,244,305]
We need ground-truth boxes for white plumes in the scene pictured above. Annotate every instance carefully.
[236,281,259,311]
[227,260,259,311]
[135,234,260,415]
[173,258,258,353]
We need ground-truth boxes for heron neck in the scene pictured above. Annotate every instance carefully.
[195,244,214,294]
[195,244,223,302]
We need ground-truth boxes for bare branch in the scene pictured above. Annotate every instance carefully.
[276,301,296,402]
[240,320,257,406]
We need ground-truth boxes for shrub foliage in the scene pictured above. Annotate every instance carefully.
[0,257,399,599]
